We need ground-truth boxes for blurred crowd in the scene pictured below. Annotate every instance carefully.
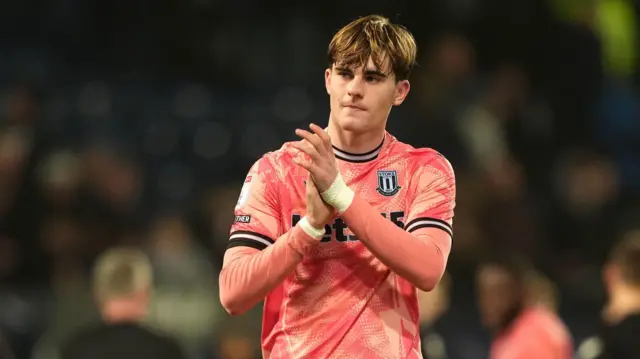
[0,0,639,358]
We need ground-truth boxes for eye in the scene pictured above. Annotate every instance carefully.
[338,71,353,79]
[365,75,380,83]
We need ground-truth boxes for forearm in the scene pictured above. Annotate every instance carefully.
[341,195,450,291]
[219,223,318,315]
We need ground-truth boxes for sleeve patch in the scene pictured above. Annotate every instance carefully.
[234,215,251,223]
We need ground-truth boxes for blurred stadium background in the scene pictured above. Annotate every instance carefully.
[0,0,638,358]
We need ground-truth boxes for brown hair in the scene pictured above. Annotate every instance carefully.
[609,230,640,285]
[328,15,417,81]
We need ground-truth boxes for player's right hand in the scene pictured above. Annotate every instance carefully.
[305,175,335,230]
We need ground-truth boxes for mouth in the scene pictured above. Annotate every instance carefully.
[343,104,365,111]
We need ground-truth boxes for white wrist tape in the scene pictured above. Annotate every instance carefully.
[321,173,354,214]
[298,216,325,239]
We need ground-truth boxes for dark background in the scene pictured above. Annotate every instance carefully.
[0,0,638,358]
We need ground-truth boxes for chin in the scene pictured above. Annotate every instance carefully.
[334,114,374,133]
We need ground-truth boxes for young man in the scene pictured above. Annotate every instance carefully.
[476,258,572,359]
[219,15,456,359]
[61,247,185,359]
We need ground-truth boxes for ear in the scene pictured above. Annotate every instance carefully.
[393,80,411,106]
[325,68,332,95]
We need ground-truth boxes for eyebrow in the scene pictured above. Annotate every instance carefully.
[364,68,388,78]
[335,67,388,78]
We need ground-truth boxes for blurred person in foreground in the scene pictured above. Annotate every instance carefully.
[477,258,572,359]
[60,247,185,359]
[219,14,455,359]
[578,231,640,359]
[418,273,452,359]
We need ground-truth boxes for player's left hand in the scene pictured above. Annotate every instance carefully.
[291,123,338,192]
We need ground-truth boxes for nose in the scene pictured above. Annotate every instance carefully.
[346,76,364,97]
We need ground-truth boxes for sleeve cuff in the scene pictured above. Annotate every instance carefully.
[227,230,276,251]
[404,217,453,237]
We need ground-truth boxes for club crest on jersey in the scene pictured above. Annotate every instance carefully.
[376,170,401,196]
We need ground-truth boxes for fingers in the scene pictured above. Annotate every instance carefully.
[290,140,322,162]
[309,123,332,149]
[295,129,324,152]
[292,155,317,173]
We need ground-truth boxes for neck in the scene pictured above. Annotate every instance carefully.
[606,285,640,323]
[327,118,385,154]
[101,298,147,324]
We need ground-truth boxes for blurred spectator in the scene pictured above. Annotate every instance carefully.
[457,65,528,173]
[577,230,640,359]
[59,247,185,359]
[477,257,573,359]
[526,271,561,313]
[81,146,142,213]
[551,148,620,270]
[144,215,221,358]
[418,273,452,359]
[403,33,476,167]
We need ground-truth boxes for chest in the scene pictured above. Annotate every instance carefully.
[280,160,412,252]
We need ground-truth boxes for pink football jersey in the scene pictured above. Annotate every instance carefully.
[229,132,455,359]
[491,307,573,359]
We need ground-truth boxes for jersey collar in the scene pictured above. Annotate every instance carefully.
[332,135,385,163]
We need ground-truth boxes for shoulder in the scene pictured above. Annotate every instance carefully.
[249,142,300,176]
[391,140,455,179]
[238,143,304,204]
[62,323,104,346]
[63,323,174,345]
[414,149,455,177]
[60,323,109,357]
[517,308,571,343]
[616,313,640,332]
[603,314,640,347]
[61,323,183,358]
[130,326,183,356]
